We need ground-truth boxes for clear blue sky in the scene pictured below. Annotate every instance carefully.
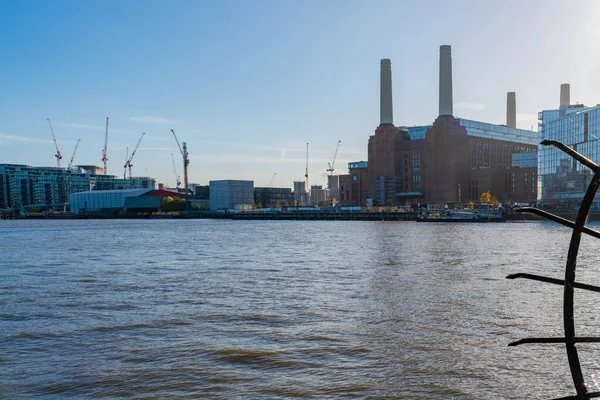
[1,0,599,187]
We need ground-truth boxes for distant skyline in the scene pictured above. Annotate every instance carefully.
[1,0,599,187]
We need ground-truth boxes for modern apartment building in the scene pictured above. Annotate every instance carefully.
[0,164,156,210]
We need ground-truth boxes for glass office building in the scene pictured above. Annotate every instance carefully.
[458,118,539,146]
[402,126,432,140]
[512,151,537,168]
[348,161,368,170]
[0,164,157,210]
[538,105,600,203]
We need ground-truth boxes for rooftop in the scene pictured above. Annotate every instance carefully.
[458,118,539,146]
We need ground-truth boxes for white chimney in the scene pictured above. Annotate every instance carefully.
[560,83,570,107]
[439,45,453,116]
[507,92,516,128]
[380,59,393,125]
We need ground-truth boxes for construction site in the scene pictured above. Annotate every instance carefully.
[0,114,343,217]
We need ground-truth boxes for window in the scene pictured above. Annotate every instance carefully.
[511,173,515,193]
[352,175,358,182]
[412,153,421,167]
[412,175,420,190]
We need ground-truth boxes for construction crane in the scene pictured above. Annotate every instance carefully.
[305,142,309,197]
[326,140,341,175]
[67,139,81,170]
[327,140,341,207]
[124,132,145,179]
[123,148,129,179]
[47,119,62,168]
[171,153,181,188]
[102,117,109,175]
[269,173,276,187]
[171,129,189,195]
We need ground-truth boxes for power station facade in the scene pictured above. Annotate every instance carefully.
[339,45,539,207]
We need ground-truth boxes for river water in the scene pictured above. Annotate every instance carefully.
[2,219,600,399]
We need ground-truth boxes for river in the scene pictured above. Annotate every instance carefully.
[2,219,600,399]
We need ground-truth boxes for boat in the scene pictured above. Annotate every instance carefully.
[417,209,504,222]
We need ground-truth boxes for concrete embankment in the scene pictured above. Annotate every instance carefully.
[12,209,593,222]
[183,210,542,221]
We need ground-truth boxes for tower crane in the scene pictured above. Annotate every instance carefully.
[47,119,62,168]
[124,132,145,179]
[269,173,276,187]
[327,140,341,207]
[171,153,181,188]
[171,129,189,195]
[326,140,341,175]
[67,139,81,170]
[102,117,109,175]
[305,142,309,197]
[124,148,129,179]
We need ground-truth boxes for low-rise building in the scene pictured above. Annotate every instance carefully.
[254,187,294,208]
[70,188,185,215]
[209,180,254,211]
[193,185,210,199]
[70,189,152,214]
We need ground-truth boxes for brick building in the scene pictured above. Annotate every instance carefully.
[339,45,538,207]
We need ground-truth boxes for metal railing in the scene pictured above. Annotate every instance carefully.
[507,140,600,399]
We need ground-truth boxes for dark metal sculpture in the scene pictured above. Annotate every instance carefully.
[507,140,600,399]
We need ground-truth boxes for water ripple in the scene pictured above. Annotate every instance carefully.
[0,219,595,399]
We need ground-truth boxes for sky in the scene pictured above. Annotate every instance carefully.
[1,0,600,188]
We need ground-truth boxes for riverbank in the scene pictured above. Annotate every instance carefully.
[7,209,555,221]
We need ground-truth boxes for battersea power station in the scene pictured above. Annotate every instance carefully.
[338,45,539,207]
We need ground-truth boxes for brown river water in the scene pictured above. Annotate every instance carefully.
[2,219,600,399]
